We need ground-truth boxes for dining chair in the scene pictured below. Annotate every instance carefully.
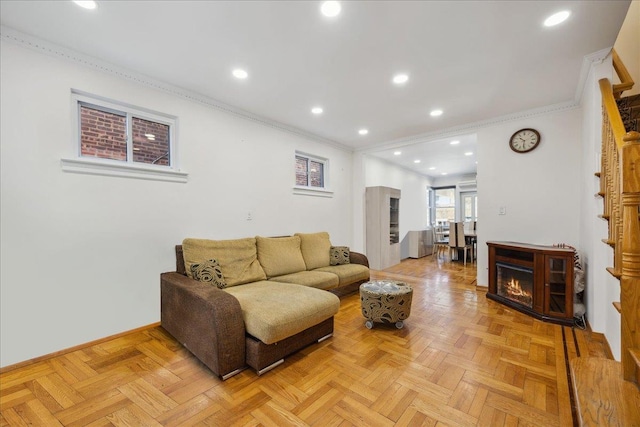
[449,222,473,265]
[432,225,449,259]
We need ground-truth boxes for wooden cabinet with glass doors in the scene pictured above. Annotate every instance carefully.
[544,254,573,318]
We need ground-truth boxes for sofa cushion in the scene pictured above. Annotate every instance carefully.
[189,259,226,289]
[269,270,339,290]
[315,264,370,286]
[182,238,266,287]
[330,246,350,266]
[256,236,306,278]
[295,232,331,270]
[223,281,340,345]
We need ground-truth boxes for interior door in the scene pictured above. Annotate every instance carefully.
[461,192,477,222]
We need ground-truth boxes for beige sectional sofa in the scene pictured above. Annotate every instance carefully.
[160,232,370,379]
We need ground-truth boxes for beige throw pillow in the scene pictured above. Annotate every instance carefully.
[295,232,331,270]
[182,237,266,287]
[256,236,306,278]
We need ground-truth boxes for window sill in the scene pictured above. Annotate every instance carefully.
[61,158,188,183]
[293,186,333,198]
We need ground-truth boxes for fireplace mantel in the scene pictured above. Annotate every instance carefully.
[487,241,575,325]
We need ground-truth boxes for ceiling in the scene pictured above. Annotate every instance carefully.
[0,1,631,177]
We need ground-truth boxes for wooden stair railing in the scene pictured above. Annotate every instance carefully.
[600,77,640,386]
[612,49,635,99]
[570,49,640,426]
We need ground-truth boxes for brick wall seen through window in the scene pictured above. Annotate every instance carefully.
[295,154,326,188]
[79,103,170,166]
[80,106,127,161]
[132,117,170,165]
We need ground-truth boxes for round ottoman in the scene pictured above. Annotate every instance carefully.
[359,280,413,329]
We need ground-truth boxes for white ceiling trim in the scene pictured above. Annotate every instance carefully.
[364,153,437,181]
[358,46,613,155]
[1,25,614,157]
[573,47,613,104]
[358,100,580,155]
[0,25,351,153]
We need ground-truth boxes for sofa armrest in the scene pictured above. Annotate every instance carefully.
[160,272,246,378]
[349,251,369,268]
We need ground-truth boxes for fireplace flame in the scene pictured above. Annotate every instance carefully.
[506,278,531,299]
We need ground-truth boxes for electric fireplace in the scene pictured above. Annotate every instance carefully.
[487,241,575,325]
[496,263,533,308]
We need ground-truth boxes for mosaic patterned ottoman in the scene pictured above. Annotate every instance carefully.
[359,280,413,329]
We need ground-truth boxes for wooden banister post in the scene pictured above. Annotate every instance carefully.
[620,130,640,383]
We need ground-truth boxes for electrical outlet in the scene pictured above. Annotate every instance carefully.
[499,206,507,215]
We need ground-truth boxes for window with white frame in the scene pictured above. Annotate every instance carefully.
[62,91,186,183]
[295,152,327,189]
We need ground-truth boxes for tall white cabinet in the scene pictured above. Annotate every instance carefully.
[365,186,401,270]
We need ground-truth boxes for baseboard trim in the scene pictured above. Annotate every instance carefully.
[603,334,615,360]
[585,319,615,360]
[0,322,161,374]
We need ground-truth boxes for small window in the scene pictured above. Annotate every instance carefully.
[77,100,172,166]
[295,153,326,188]
[294,152,332,197]
[63,91,186,183]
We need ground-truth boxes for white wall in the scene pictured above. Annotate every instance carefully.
[0,40,355,367]
[475,108,583,287]
[579,54,623,359]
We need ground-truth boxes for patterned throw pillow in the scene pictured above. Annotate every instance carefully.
[330,246,350,266]
[190,259,226,289]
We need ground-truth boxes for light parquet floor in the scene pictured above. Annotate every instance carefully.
[1,256,608,426]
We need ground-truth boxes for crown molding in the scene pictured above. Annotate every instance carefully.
[1,25,612,157]
[364,153,436,181]
[574,47,613,104]
[359,100,579,154]
[358,47,613,154]
[0,26,350,153]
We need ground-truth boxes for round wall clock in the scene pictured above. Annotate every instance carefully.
[509,128,541,153]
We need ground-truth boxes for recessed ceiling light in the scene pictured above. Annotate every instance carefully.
[394,151,402,156]
[358,129,369,135]
[430,109,443,117]
[544,11,570,27]
[429,167,436,170]
[392,74,409,85]
[441,172,448,175]
[465,152,473,156]
[311,107,323,115]
[321,1,341,17]
[232,69,248,79]
[414,159,421,164]
[73,1,97,9]
[450,140,460,145]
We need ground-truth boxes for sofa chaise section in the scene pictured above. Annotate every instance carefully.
[161,233,370,379]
